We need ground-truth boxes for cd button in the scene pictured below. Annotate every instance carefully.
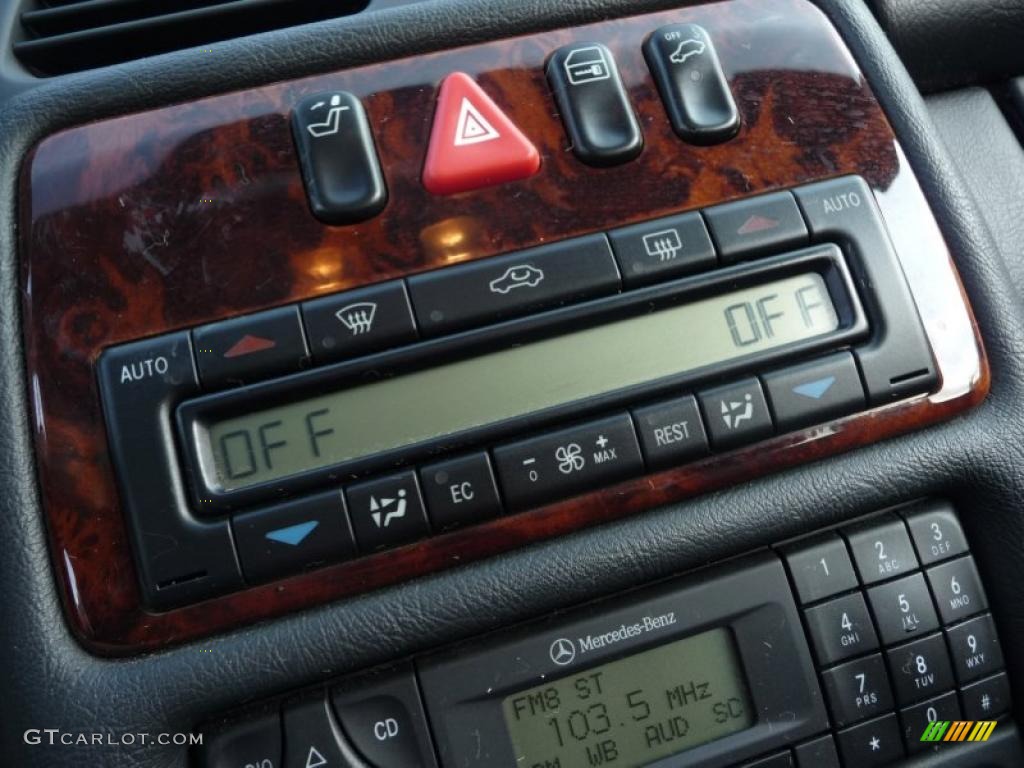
[332,665,438,768]
[406,234,620,337]
[697,378,773,451]
[302,280,418,364]
[193,306,309,389]
[345,471,430,553]
[492,413,643,511]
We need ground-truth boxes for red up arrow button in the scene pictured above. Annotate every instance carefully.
[422,72,541,195]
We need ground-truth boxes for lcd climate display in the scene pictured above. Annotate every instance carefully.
[201,273,838,491]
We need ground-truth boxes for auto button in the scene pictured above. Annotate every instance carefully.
[407,234,621,336]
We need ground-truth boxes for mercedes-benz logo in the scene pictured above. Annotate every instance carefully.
[549,637,576,666]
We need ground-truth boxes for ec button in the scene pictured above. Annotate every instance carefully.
[420,453,503,531]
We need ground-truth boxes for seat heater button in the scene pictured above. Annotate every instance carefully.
[292,91,388,224]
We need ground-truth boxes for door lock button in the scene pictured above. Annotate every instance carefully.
[547,43,643,166]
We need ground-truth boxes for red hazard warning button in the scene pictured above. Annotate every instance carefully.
[422,72,541,195]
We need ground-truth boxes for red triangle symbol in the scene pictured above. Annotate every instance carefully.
[737,215,780,236]
[422,72,541,195]
[223,334,276,358]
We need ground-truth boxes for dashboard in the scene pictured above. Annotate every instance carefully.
[1,0,1023,766]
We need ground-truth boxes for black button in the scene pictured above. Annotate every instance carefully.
[332,664,438,768]
[232,491,356,584]
[843,516,920,585]
[98,333,243,609]
[697,377,773,450]
[546,43,643,166]
[703,191,808,263]
[743,752,793,767]
[961,672,1012,719]
[492,413,643,511]
[194,306,309,388]
[836,713,905,766]
[866,573,940,645]
[804,593,879,666]
[903,501,968,566]
[302,280,417,364]
[793,176,937,404]
[407,234,621,337]
[793,734,840,768]
[926,556,988,625]
[282,693,347,768]
[643,24,739,144]
[780,533,859,604]
[292,91,387,224]
[763,352,866,432]
[419,453,502,531]
[821,654,894,727]
[198,712,282,768]
[608,212,716,286]
[631,394,709,471]
[345,471,430,552]
[946,614,1004,685]
[885,633,955,706]
[899,691,961,755]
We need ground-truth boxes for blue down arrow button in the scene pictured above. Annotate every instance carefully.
[792,376,836,400]
[233,491,357,583]
[265,520,319,546]
[762,352,867,433]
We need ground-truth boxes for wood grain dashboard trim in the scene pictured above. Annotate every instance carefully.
[20,0,986,653]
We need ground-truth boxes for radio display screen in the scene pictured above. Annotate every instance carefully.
[501,627,753,767]
[199,273,838,491]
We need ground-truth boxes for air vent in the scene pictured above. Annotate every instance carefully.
[15,0,372,76]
